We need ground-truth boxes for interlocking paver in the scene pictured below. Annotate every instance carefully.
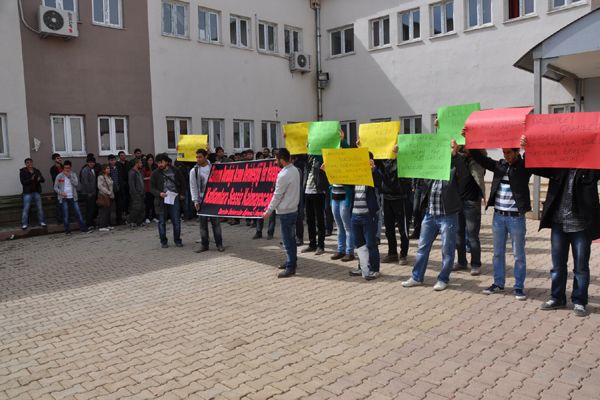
[0,215,599,399]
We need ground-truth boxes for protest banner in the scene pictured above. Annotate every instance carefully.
[437,103,481,145]
[322,148,374,186]
[524,112,600,169]
[465,107,533,149]
[396,134,452,181]
[283,122,310,155]
[198,160,281,218]
[308,121,341,155]
[176,135,208,162]
[358,121,400,159]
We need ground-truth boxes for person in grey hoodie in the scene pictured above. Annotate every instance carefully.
[54,161,89,234]
[127,158,146,227]
[80,157,98,228]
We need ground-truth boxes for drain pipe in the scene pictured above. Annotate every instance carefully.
[312,0,323,121]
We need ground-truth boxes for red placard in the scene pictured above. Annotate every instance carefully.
[465,107,533,149]
[525,112,600,169]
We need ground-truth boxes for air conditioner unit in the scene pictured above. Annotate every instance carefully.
[38,5,78,38]
[290,52,311,73]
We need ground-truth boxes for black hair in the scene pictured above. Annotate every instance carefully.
[145,153,154,160]
[24,158,32,163]
[108,154,116,160]
[196,149,208,156]
[215,146,224,152]
[118,151,126,156]
[63,160,72,167]
[277,148,291,162]
[368,151,374,160]
[246,149,254,154]
[134,148,142,153]
[155,153,170,163]
[51,153,61,160]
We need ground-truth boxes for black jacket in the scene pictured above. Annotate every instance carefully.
[527,168,600,240]
[20,167,45,194]
[380,160,412,200]
[150,166,186,211]
[470,150,532,215]
[419,155,470,216]
[303,155,329,194]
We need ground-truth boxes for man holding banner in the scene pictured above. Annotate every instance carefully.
[263,148,301,278]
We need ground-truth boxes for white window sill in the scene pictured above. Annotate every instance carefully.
[547,2,588,14]
[0,156,12,160]
[464,23,495,32]
[230,44,254,52]
[99,151,128,157]
[368,44,393,52]
[397,38,423,47]
[503,14,538,24]
[161,33,191,40]
[429,31,458,40]
[92,22,124,30]
[328,52,355,60]
[198,40,223,47]
[61,154,88,158]
[257,49,281,56]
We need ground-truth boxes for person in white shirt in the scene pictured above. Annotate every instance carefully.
[53,160,90,234]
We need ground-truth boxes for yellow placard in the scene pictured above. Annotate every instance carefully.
[176,134,208,162]
[358,121,400,159]
[283,122,310,155]
[322,148,374,187]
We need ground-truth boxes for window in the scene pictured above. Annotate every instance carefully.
[43,0,76,12]
[98,116,128,155]
[199,7,220,43]
[233,120,253,150]
[258,21,278,53]
[431,1,454,36]
[92,0,121,27]
[230,15,251,48]
[507,0,535,19]
[330,25,354,56]
[202,118,224,148]
[162,1,188,38]
[399,9,420,42]
[370,16,390,48]
[550,103,576,113]
[261,121,280,148]
[0,114,8,157]
[401,116,423,134]
[551,0,583,9]
[467,0,492,27]
[166,117,190,151]
[284,26,303,54]
[51,115,86,156]
[341,120,357,147]
[371,118,392,122]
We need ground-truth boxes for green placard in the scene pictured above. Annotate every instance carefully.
[437,103,480,145]
[308,121,341,155]
[397,134,451,181]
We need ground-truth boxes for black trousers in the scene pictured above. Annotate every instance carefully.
[384,198,409,257]
[324,191,334,233]
[305,193,326,249]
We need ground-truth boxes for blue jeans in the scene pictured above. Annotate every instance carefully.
[550,224,591,306]
[22,192,45,226]
[158,201,182,245]
[456,200,482,268]
[62,198,86,233]
[352,213,380,272]
[412,213,458,284]
[492,214,526,290]
[279,212,298,271]
[200,217,222,248]
[331,199,354,255]
[257,212,276,236]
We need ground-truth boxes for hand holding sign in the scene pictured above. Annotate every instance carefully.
[465,107,532,149]
[396,134,452,181]
[358,121,400,159]
[322,148,374,186]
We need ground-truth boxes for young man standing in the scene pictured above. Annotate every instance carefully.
[470,146,532,300]
[302,155,328,255]
[117,151,129,217]
[264,148,301,278]
[190,149,224,253]
[80,157,98,229]
[128,158,146,227]
[107,155,122,225]
[50,153,64,224]
[20,158,46,229]
[54,161,89,234]
[151,153,185,248]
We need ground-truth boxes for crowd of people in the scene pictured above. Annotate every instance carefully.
[17,132,600,317]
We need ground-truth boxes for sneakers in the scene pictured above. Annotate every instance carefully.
[540,299,566,310]
[382,254,399,263]
[108,226,115,230]
[341,254,355,262]
[99,228,110,232]
[252,232,262,239]
[161,243,169,248]
[433,281,448,291]
[514,289,527,301]
[330,253,345,260]
[482,284,504,295]
[574,304,588,317]
[348,268,362,277]
[278,269,296,278]
[195,246,208,253]
[152,218,159,223]
[22,225,28,230]
[452,263,468,271]
[364,271,380,281]
[399,256,409,266]
[145,219,151,224]
[301,246,317,253]
[314,248,325,256]
[402,278,423,288]
[217,245,225,252]
[40,222,47,227]
[470,267,481,276]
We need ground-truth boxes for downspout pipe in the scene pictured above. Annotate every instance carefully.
[313,2,323,121]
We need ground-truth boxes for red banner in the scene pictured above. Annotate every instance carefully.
[525,112,600,169]
[198,160,280,218]
[465,107,533,149]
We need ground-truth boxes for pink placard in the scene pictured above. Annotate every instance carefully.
[465,107,533,149]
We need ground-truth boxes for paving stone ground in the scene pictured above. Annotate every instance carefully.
[1,214,599,400]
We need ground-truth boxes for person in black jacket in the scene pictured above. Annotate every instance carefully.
[402,140,468,291]
[470,145,533,301]
[301,155,330,255]
[20,158,46,229]
[522,136,600,317]
[50,153,64,224]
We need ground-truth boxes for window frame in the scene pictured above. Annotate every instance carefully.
[233,119,253,151]
[92,0,122,28]
[0,114,8,158]
[284,25,303,55]
[329,25,355,57]
[261,121,280,149]
[549,103,576,113]
[97,116,128,156]
[198,6,221,44]
[257,20,278,53]
[230,14,252,49]
[50,115,86,157]
[399,8,421,43]
[201,118,224,149]
[166,117,191,152]
[161,0,189,39]
[369,15,391,49]
[549,0,583,11]
[466,0,492,28]
[340,120,357,147]
[430,0,455,36]
[506,0,536,20]
[43,0,77,13]
[401,115,423,134]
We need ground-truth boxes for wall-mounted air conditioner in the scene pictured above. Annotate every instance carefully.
[290,52,311,73]
[38,5,78,39]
